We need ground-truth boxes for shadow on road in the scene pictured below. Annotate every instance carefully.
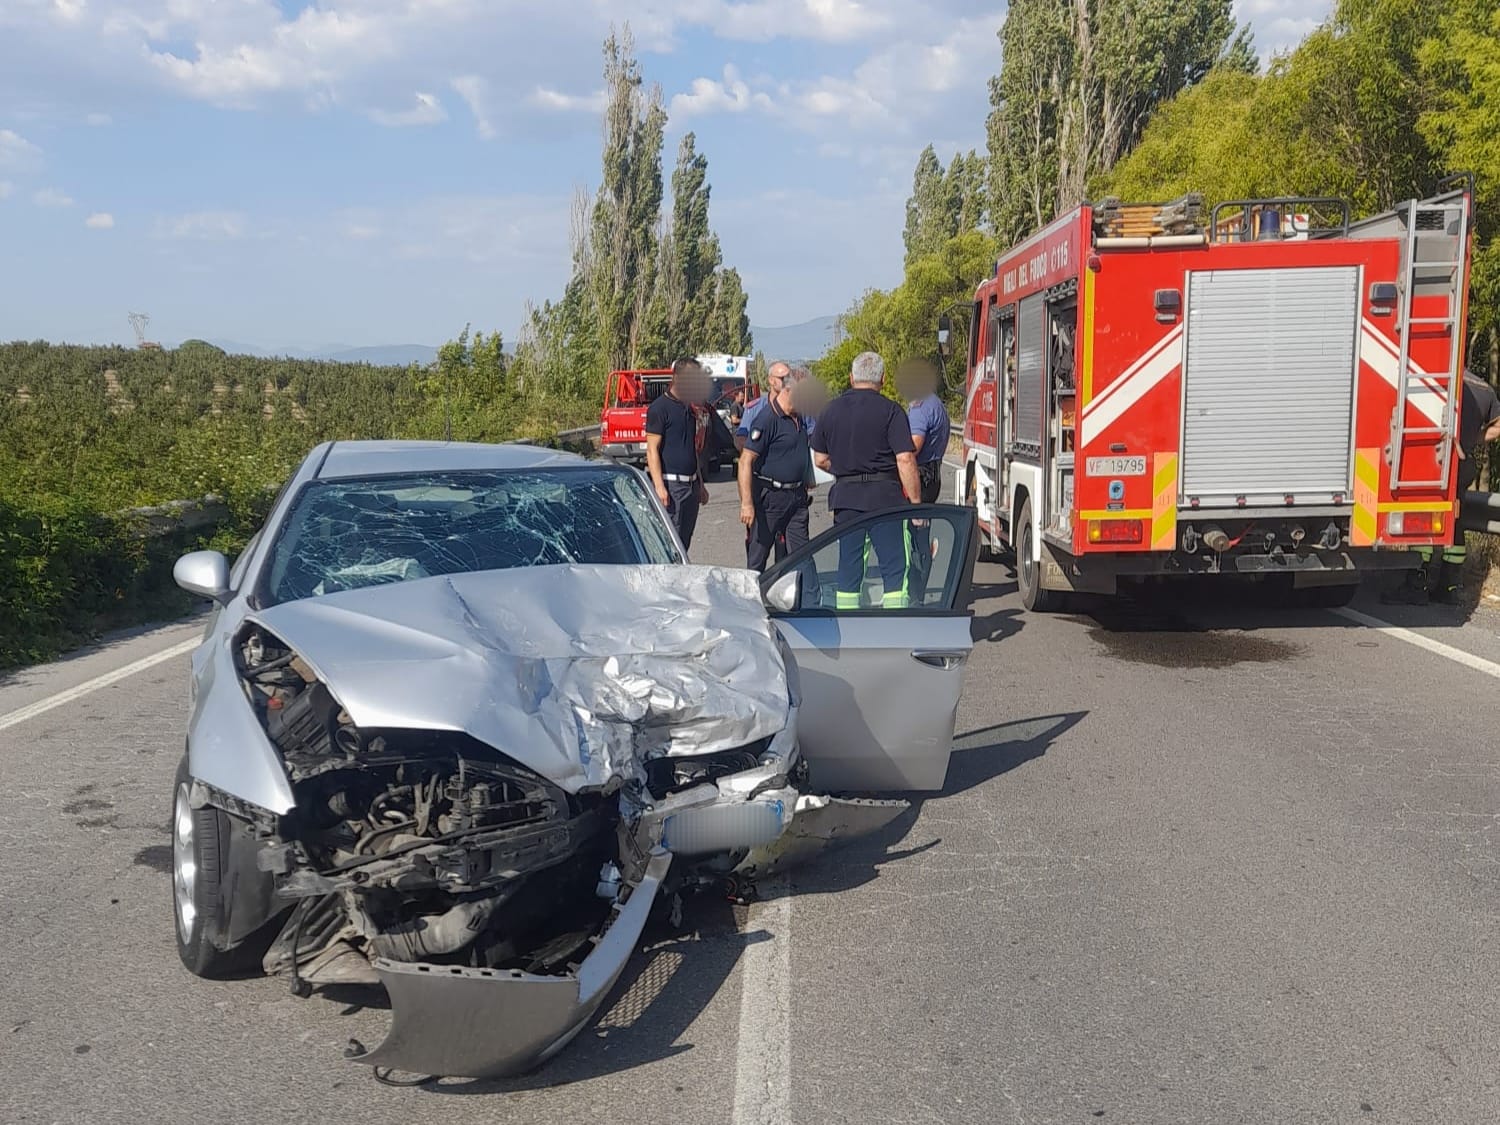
[775,710,1088,905]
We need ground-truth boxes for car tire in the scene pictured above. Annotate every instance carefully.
[1016,498,1066,613]
[172,756,256,979]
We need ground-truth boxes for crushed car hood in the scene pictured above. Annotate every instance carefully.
[247,564,790,792]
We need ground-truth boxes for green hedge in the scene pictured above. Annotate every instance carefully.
[0,491,270,671]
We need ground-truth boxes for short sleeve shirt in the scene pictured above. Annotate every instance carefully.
[738,395,814,439]
[907,394,951,465]
[809,389,915,511]
[744,397,812,485]
[645,392,708,476]
[1460,371,1500,455]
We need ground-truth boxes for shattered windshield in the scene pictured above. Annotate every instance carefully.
[260,467,680,607]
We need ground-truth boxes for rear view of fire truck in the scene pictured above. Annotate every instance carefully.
[958,176,1474,611]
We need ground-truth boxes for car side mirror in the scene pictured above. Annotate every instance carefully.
[763,570,800,614]
[937,314,953,359]
[174,550,232,605]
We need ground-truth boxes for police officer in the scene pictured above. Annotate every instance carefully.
[736,360,792,452]
[1385,366,1500,604]
[645,357,712,551]
[738,367,814,571]
[810,351,922,609]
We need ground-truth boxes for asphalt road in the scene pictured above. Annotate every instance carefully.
[3,468,1499,1124]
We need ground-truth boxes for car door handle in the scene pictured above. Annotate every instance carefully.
[911,649,968,670]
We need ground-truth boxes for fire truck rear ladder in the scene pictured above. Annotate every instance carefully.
[1389,192,1469,490]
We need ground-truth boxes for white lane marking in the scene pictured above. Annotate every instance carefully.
[732,874,792,1125]
[1335,608,1500,680]
[0,637,200,733]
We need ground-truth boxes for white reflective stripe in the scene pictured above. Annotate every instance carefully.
[1359,319,1447,427]
[1079,332,1184,446]
[1080,323,1184,422]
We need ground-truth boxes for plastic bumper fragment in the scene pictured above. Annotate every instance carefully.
[735,795,909,879]
[350,849,672,1080]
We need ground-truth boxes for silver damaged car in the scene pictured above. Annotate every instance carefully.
[169,440,978,1080]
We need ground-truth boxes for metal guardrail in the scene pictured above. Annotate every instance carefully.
[512,424,602,448]
[1460,490,1500,534]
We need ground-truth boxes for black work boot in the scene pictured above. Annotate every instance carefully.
[1431,560,1464,605]
[1381,569,1430,605]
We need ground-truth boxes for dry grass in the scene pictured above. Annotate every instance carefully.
[1467,531,1500,603]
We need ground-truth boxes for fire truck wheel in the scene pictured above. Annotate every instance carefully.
[1016,498,1066,613]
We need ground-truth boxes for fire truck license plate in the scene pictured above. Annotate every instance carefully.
[1086,456,1146,477]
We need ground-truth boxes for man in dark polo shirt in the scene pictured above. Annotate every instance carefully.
[810,351,921,608]
[738,366,815,572]
[645,357,712,551]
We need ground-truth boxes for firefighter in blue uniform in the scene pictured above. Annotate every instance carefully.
[810,351,923,608]
[738,367,815,571]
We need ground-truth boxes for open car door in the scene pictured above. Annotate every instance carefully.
[760,504,979,793]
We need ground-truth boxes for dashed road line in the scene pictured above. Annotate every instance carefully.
[1335,607,1500,680]
[0,637,200,733]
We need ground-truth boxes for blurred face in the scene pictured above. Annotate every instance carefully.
[896,360,937,402]
[790,375,829,418]
[674,364,711,403]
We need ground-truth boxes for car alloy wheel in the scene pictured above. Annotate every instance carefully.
[173,783,198,944]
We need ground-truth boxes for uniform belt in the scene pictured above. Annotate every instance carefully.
[756,476,805,490]
[662,472,698,483]
[835,470,899,483]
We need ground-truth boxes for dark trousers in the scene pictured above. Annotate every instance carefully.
[665,478,701,550]
[834,508,911,608]
[747,486,811,572]
[907,462,943,602]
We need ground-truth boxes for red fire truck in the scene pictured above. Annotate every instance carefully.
[600,368,673,464]
[956,178,1475,611]
[599,367,759,467]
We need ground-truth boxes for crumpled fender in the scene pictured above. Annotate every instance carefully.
[349,849,672,1080]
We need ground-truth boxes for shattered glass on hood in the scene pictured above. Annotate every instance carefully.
[248,564,790,792]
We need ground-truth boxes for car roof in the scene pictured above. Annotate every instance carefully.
[314,440,593,481]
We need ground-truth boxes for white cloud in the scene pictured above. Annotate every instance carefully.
[369,91,447,128]
[0,129,43,173]
[671,65,774,119]
[86,112,112,126]
[530,86,608,113]
[450,75,495,139]
[34,187,74,207]
[51,0,87,25]
[155,211,247,240]
[85,211,114,229]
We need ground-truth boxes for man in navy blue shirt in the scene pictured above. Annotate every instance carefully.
[737,360,815,451]
[738,367,815,572]
[645,358,712,551]
[810,352,921,608]
[899,358,951,600]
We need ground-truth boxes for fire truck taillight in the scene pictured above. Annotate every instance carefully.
[1087,519,1144,545]
[1387,511,1444,537]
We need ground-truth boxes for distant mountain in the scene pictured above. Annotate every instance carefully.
[320,345,438,366]
[194,339,438,366]
[750,316,838,364]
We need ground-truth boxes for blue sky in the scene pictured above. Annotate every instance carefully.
[0,0,1329,351]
